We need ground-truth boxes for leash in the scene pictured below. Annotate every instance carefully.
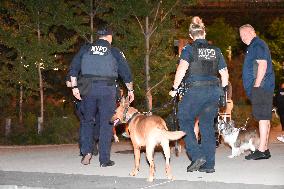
[143,97,176,114]
[239,117,250,131]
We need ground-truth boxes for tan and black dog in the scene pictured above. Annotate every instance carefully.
[112,98,185,182]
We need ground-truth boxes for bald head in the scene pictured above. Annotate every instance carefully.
[239,24,256,45]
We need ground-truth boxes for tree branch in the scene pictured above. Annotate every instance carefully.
[130,5,145,35]
[146,74,167,93]
[149,0,179,37]
[149,1,161,32]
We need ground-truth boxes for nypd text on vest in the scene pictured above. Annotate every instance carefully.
[91,45,108,55]
[198,48,216,60]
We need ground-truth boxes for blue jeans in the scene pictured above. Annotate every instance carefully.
[178,86,220,169]
[80,82,116,164]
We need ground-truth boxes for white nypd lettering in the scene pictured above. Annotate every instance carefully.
[91,45,108,55]
[198,48,216,60]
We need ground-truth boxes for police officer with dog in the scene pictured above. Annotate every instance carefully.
[69,26,134,167]
[169,16,229,173]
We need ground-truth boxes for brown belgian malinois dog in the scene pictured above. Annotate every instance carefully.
[112,97,185,182]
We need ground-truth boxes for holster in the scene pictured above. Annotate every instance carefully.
[77,77,93,96]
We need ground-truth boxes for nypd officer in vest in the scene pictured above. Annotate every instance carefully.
[169,16,229,173]
[69,26,134,167]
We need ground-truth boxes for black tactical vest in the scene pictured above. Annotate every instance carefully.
[187,43,218,78]
[81,42,118,79]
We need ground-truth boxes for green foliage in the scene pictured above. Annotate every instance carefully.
[267,18,284,85]
[206,18,238,56]
[104,0,194,110]
[42,115,79,144]
[1,110,79,145]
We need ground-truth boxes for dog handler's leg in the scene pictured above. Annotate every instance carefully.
[161,139,173,180]
[146,143,155,182]
[259,120,270,151]
[130,147,140,176]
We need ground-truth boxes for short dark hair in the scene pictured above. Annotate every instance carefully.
[97,26,113,36]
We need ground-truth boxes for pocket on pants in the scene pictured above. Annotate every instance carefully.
[251,87,262,104]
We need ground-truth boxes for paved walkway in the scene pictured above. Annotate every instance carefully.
[0,125,283,189]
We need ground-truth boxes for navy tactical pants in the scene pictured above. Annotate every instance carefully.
[80,82,116,164]
[75,101,100,155]
[178,86,220,169]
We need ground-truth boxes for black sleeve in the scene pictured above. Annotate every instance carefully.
[111,47,133,83]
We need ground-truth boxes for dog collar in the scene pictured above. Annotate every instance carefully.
[127,111,140,124]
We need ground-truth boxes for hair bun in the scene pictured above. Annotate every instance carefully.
[191,16,204,28]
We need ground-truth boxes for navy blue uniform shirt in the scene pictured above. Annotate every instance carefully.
[179,39,227,83]
[68,39,132,83]
[242,37,275,98]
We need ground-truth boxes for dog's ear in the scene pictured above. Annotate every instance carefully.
[124,96,130,107]
[120,96,126,107]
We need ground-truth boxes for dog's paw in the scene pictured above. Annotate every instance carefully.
[167,175,174,180]
[130,169,138,176]
[147,177,154,182]
[114,135,119,143]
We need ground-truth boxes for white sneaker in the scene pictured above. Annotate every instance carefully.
[277,135,284,143]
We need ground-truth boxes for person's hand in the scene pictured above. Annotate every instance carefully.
[72,87,82,100]
[128,90,134,103]
[66,81,72,88]
[169,87,178,97]
[169,90,177,97]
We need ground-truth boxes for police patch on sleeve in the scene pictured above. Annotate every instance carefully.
[120,51,126,59]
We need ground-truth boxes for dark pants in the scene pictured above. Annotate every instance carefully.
[178,86,220,169]
[80,82,116,164]
[75,101,100,155]
[279,112,284,131]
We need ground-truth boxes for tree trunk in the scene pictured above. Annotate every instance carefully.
[5,118,11,137]
[145,16,152,111]
[19,85,23,125]
[38,62,44,132]
[90,0,94,43]
[37,11,44,132]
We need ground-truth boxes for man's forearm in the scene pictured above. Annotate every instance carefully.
[254,60,267,87]
[219,68,229,87]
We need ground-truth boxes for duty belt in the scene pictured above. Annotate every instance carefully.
[184,80,219,88]
[82,75,116,85]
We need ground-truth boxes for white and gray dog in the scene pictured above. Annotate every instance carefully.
[217,118,259,158]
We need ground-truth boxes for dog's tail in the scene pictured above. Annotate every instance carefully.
[162,130,186,141]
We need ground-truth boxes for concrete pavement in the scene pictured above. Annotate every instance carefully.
[0,125,284,189]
